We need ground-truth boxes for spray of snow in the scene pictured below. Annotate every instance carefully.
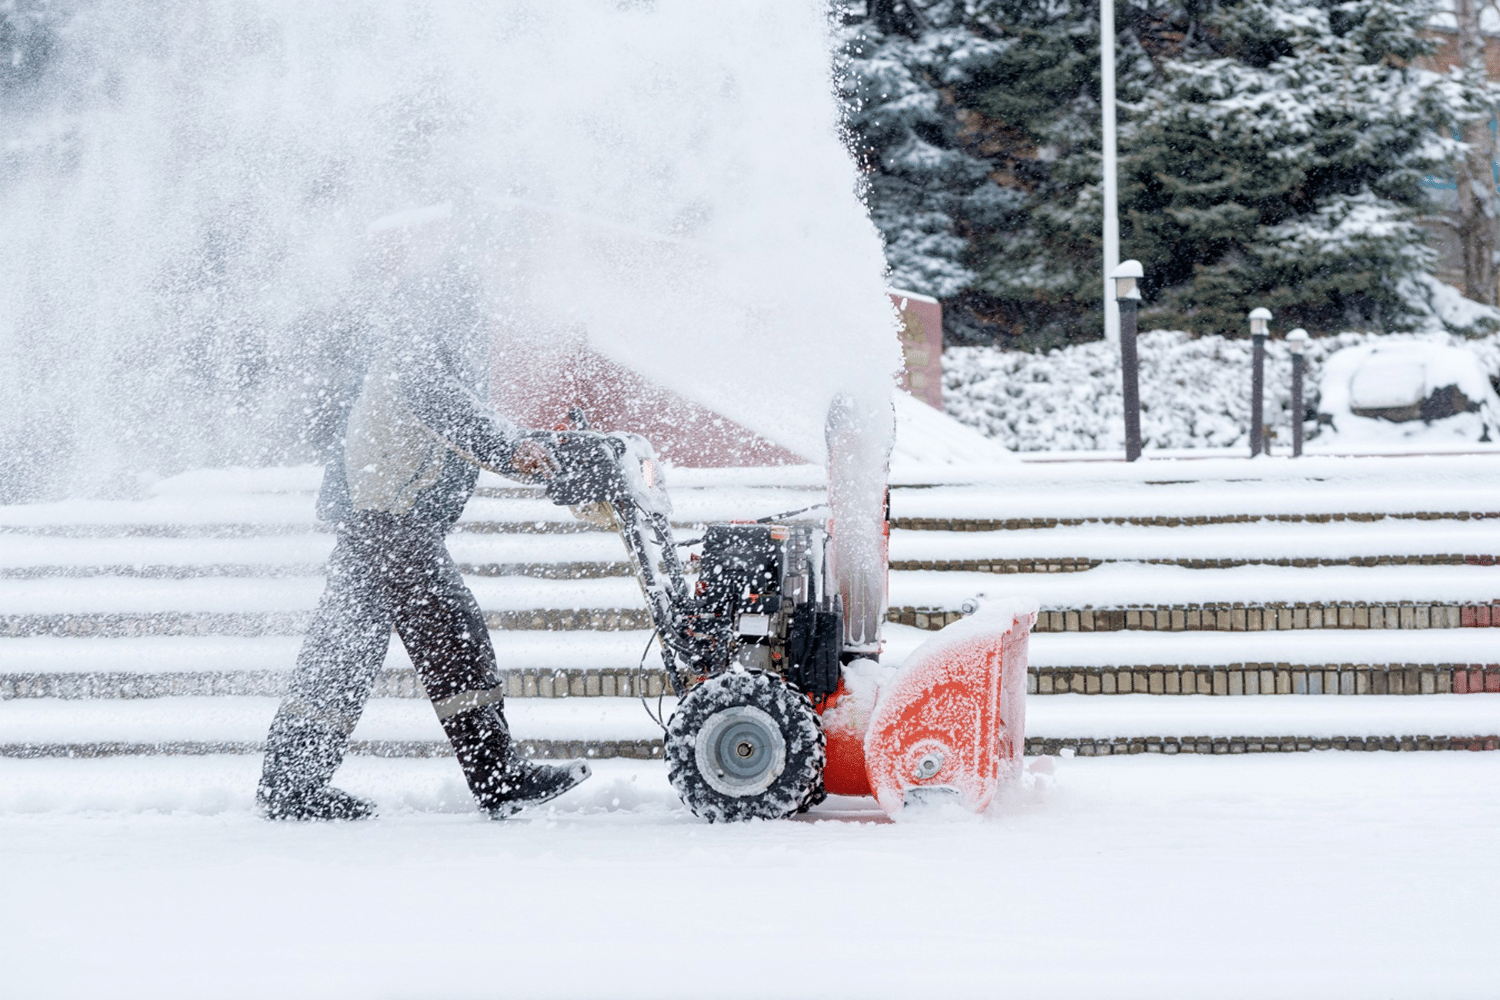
[0,1,900,500]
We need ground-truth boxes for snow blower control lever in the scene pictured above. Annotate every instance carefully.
[537,428,1036,823]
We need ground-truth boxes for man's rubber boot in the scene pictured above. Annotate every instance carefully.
[257,785,377,822]
[440,703,592,818]
[257,714,375,821]
[484,758,593,819]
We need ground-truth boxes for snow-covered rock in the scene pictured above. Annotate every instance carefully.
[1318,341,1500,446]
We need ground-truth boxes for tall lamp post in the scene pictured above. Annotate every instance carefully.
[1101,0,1120,344]
[1248,307,1271,457]
[1287,328,1308,458]
[1114,260,1144,462]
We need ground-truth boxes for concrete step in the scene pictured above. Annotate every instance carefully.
[4,564,1494,618]
[8,627,1497,700]
[9,553,1493,580]
[3,693,1495,758]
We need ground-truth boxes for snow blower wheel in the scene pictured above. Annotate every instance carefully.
[666,671,825,822]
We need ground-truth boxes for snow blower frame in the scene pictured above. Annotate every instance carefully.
[538,426,1036,822]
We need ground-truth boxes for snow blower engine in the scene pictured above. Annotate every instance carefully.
[539,427,1037,822]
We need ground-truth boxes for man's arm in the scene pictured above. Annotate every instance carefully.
[395,351,557,481]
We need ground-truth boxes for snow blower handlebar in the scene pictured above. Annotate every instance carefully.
[535,430,699,693]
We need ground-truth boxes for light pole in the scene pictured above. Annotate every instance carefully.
[1114,260,1144,461]
[1287,328,1308,458]
[1248,307,1271,457]
[1101,0,1120,344]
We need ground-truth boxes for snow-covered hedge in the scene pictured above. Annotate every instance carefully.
[944,330,1500,452]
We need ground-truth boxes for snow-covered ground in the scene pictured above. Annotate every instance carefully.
[2,753,1496,999]
[4,454,1499,998]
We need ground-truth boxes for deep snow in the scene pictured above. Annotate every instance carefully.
[1,753,1496,999]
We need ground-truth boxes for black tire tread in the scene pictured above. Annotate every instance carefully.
[665,670,825,822]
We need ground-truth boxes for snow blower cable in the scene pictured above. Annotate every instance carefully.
[637,629,668,734]
[754,502,828,523]
[672,502,830,547]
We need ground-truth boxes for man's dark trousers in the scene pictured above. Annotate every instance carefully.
[260,510,510,799]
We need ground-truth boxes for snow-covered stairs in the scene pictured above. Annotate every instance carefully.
[3,454,1499,760]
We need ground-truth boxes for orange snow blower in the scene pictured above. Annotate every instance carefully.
[539,421,1036,821]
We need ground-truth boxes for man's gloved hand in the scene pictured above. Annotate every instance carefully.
[508,436,561,482]
[568,500,616,530]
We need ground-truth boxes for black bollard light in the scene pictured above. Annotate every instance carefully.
[1248,307,1271,457]
[1287,327,1308,458]
[1113,260,1144,462]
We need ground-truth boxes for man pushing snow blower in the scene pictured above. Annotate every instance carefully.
[256,271,591,822]
[259,258,1033,823]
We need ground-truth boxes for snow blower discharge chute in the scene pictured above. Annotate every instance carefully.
[539,426,1037,821]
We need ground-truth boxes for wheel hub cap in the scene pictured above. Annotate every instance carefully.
[695,705,787,797]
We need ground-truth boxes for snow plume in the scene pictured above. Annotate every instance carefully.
[0,1,898,501]
[945,328,1500,453]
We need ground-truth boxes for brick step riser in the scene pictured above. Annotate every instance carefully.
[0,520,706,539]
[1029,664,1500,696]
[7,601,1500,638]
[0,739,664,760]
[0,562,634,581]
[0,667,673,701]
[7,664,1500,701]
[7,509,1497,542]
[892,554,1496,573]
[892,511,1500,531]
[1027,735,1500,755]
[0,555,1490,582]
[0,608,656,638]
[3,735,1495,760]
[898,604,1500,632]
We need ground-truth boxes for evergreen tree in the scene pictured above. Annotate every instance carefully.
[839,0,1494,346]
[837,0,1174,347]
[960,0,1170,347]
[1124,0,1489,336]
[835,1,1016,303]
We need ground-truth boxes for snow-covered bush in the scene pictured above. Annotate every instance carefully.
[944,329,1500,452]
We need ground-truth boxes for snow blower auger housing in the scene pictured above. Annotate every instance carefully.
[539,427,1036,822]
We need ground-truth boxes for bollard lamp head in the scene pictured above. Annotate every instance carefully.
[1112,259,1144,301]
[1248,306,1272,338]
[1286,328,1309,355]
